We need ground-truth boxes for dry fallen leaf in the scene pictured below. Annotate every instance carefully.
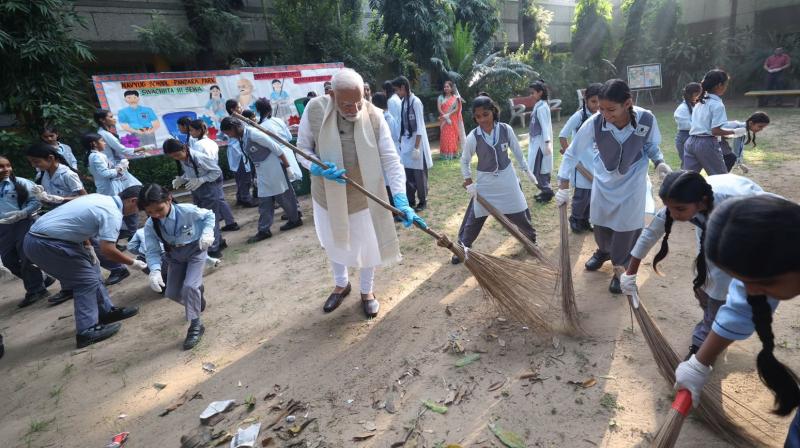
[352,434,375,442]
[488,379,507,391]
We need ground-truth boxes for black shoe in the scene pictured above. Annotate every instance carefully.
[183,322,205,350]
[220,239,228,250]
[236,200,259,208]
[220,223,240,232]
[323,283,351,313]
[609,276,622,294]
[582,220,593,232]
[100,306,139,325]
[281,210,303,221]
[48,289,73,306]
[451,255,462,265]
[414,203,427,212]
[247,231,272,243]
[105,269,130,286]
[76,323,121,348]
[684,344,700,361]
[569,217,584,234]
[279,218,303,231]
[0,334,4,359]
[535,192,554,203]
[44,275,56,288]
[207,249,223,258]
[361,295,380,318]
[584,251,610,271]
[18,290,49,308]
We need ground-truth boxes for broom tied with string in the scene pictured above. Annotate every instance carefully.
[232,112,558,332]
[651,389,692,448]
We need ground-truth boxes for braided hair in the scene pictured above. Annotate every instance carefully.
[391,76,414,139]
[651,171,714,292]
[705,195,800,415]
[698,69,729,104]
[745,111,770,146]
[162,138,199,177]
[0,155,29,208]
[599,79,637,129]
[255,98,272,123]
[580,83,604,124]
[80,132,104,167]
[682,82,703,114]
[26,142,78,184]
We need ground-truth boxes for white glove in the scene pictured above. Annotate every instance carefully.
[411,148,421,161]
[465,183,477,196]
[732,127,747,138]
[524,170,537,185]
[118,159,130,170]
[554,189,570,207]
[543,141,553,156]
[85,244,99,265]
[199,233,215,251]
[172,176,186,190]
[185,178,204,191]
[0,210,27,224]
[675,354,712,408]
[656,162,672,179]
[131,259,148,271]
[32,185,45,196]
[205,256,221,268]
[148,270,165,292]
[33,186,65,203]
[620,273,637,295]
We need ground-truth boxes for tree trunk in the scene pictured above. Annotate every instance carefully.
[181,0,217,69]
[727,0,738,53]
[614,0,649,75]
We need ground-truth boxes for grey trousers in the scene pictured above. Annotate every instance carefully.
[683,136,727,175]
[532,150,553,194]
[405,158,428,206]
[191,178,223,252]
[218,198,236,226]
[24,235,114,332]
[258,187,299,232]
[691,289,725,347]
[91,238,126,274]
[164,243,205,321]
[675,130,689,166]
[571,187,591,221]
[457,198,536,248]
[593,225,642,267]
[234,161,255,204]
[0,219,46,295]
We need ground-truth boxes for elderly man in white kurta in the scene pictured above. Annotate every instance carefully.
[296,69,425,318]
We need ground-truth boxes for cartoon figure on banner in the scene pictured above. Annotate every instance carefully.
[270,79,296,123]
[118,90,161,148]
[205,85,227,127]
[236,78,256,112]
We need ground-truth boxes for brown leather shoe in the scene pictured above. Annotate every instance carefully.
[323,283,351,313]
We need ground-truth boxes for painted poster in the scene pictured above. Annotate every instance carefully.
[93,63,344,157]
[626,63,662,90]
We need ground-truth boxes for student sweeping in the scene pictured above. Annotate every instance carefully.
[188,119,239,232]
[672,195,800,446]
[452,96,538,265]
[620,171,766,358]
[526,80,554,203]
[27,143,87,306]
[673,82,703,166]
[558,83,603,233]
[719,111,770,173]
[162,139,225,258]
[556,79,672,294]
[0,155,54,307]
[683,69,736,175]
[138,184,216,350]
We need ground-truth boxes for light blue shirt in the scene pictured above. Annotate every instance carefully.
[241,126,289,197]
[558,109,595,189]
[180,149,222,183]
[56,143,79,170]
[384,111,400,149]
[41,164,83,197]
[98,128,136,165]
[118,105,158,130]
[89,151,141,196]
[673,102,692,131]
[224,134,251,173]
[127,228,149,257]
[689,94,728,136]
[143,203,215,271]
[0,177,40,217]
[712,279,780,341]
[30,193,122,243]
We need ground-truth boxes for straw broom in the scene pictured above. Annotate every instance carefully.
[232,113,559,332]
[651,389,692,448]
[558,204,582,333]
[626,291,773,447]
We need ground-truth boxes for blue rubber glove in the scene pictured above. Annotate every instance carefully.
[392,193,427,229]
[310,161,346,184]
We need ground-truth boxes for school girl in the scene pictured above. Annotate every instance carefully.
[163,139,225,258]
[220,117,302,243]
[526,80,554,203]
[371,92,401,207]
[187,119,239,232]
[620,171,766,358]
[719,111,770,173]
[392,76,433,212]
[556,79,672,294]
[128,227,220,270]
[24,188,145,348]
[138,184,215,350]
[453,96,538,265]
[26,143,87,305]
[683,69,736,175]
[673,82,703,166]
[0,155,53,307]
[40,125,78,170]
[94,109,147,165]
[558,83,603,233]
[673,195,800,446]
[224,99,258,207]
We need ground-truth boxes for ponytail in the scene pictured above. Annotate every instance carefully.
[682,82,702,114]
[746,294,800,415]
[652,211,673,275]
[699,69,729,104]
[10,174,29,209]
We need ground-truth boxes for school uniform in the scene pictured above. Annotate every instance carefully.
[23,194,127,333]
[144,203,215,322]
[631,174,765,346]
[559,109,595,225]
[527,100,554,198]
[673,101,692,165]
[88,150,141,236]
[0,177,47,298]
[55,143,79,170]
[684,94,728,175]
[383,111,401,206]
[178,149,225,253]
[221,134,255,206]
[559,106,664,270]
[241,125,301,234]
[398,94,433,208]
[40,164,83,198]
[191,136,237,226]
[458,123,536,247]
[98,128,136,166]
[388,94,402,129]
[719,120,747,172]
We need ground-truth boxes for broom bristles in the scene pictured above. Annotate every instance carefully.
[558,205,582,333]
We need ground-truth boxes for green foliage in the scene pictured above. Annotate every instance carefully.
[613,0,648,74]
[450,0,501,55]
[134,12,198,61]
[524,1,554,59]
[529,54,589,113]
[571,0,613,66]
[369,0,453,65]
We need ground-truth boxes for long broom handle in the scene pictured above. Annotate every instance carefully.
[231,112,447,243]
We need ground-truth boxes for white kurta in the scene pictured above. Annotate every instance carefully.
[526,100,553,174]
[191,136,219,161]
[398,95,433,170]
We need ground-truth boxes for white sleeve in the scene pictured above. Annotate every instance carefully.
[559,112,582,139]
[630,208,668,259]
[413,98,426,137]
[377,117,406,196]
[461,133,478,179]
[505,124,527,169]
[296,111,316,170]
[538,103,553,142]
[557,117,595,182]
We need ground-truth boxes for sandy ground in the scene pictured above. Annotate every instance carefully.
[1,102,799,448]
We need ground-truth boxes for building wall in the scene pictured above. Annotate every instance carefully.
[678,0,800,35]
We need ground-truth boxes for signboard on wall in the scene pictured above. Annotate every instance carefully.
[626,63,662,90]
[92,63,343,157]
